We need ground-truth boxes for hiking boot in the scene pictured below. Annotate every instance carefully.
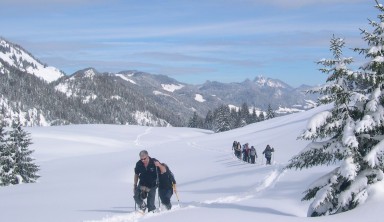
[165,203,172,210]
[150,208,160,213]
[140,202,147,212]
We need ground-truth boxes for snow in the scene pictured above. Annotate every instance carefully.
[0,39,63,83]
[84,69,96,79]
[82,94,97,104]
[194,94,206,102]
[302,110,332,138]
[0,95,49,127]
[55,82,73,97]
[153,91,181,102]
[228,104,265,116]
[161,84,184,92]
[115,74,137,85]
[111,95,122,100]
[1,105,384,222]
[256,76,285,88]
[132,111,170,127]
[276,106,304,114]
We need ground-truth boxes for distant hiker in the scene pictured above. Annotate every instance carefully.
[262,145,275,165]
[250,146,257,164]
[236,142,242,159]
[242,143,247,162]
[246,144,251,163]
[158,163,177,210]
[133,150,166,212]
[243,143,250,163]
[232,141,237,156]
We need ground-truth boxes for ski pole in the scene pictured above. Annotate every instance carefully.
[173,183,180,207]
[156,167,161,209]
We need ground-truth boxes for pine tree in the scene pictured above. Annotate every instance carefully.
[213,105,231,132]
[6,120,40,184]
[266,104,275,119]
[204,110,214,130]
[251,107,258,123]
[240,103,250,125]
[258,112,265,122]
[188,112,203,128]
[0,121,9,185]
[286,7,384,215]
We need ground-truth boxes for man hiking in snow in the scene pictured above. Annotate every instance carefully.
[232,141,237,156]
[250,146,257,164]
[262,145,274,165]
[158,163,177,210]
[235,141,242,159]
[133,150,166,213]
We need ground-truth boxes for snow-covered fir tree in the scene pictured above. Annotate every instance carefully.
[213,105,231,132]
[286,3,384,216]
[0,120,11,186]
[266,104,275,120]
[188,112,203,128]
[6,120,40,185]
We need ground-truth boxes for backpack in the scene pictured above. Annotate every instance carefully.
[159,164,176,189]
[250,148,256,156]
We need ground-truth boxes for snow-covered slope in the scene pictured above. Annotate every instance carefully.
[0,38,64,82]
[0,105,382,222]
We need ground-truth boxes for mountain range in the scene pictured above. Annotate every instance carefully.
[0,37,318,127]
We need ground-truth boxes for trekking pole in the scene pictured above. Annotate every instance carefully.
[173,183,181,207]
[156,167,161,209]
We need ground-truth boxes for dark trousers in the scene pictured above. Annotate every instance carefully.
[250,155,256,164]
[134,186,157,212]
[266,156,271,164]
[159,188,173,209]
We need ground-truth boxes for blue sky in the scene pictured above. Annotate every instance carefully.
[0,0,377,87]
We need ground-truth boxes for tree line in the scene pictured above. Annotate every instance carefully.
[188,103,276,132]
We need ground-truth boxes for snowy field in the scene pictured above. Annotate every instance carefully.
[1,105,383,222]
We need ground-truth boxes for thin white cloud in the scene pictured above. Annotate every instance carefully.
[2,0,103,4]
[242,0,368,8]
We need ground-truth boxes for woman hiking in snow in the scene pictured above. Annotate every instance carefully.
[158,163,177,210]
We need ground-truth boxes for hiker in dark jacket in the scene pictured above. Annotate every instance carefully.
[232,141,237,156]
[262,145,275,165]
[158,163,177,210]
[133,150,166,212]
[235,142,242,159]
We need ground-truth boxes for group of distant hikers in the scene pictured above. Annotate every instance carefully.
[133,143,275,213]
[232,141,275,165]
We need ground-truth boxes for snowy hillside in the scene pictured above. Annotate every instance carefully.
[0,38,64,83]
[0,105,383,222]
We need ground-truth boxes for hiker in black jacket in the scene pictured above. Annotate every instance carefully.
[158,163,177,210]
[262,145,275,165]
[133,150,166,212]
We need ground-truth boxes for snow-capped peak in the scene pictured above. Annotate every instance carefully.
[255,75,286,88]
[84,69,96,78]
[0,37,64,83]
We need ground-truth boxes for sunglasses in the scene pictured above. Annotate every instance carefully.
[140,156,148,161]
